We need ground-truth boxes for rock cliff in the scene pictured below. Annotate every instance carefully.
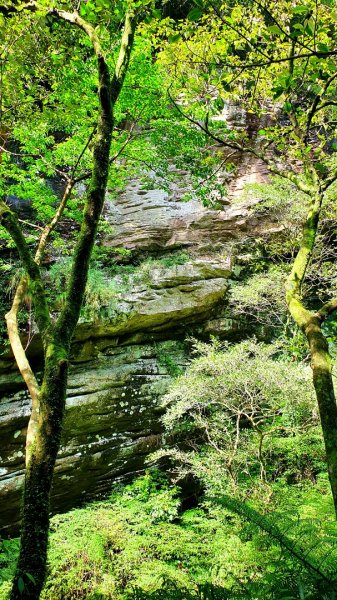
[0,165,281,535]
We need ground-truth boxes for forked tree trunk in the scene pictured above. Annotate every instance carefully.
[1,8,138,599]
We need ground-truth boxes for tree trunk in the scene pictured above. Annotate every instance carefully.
[285,191,337,516]
[10,350,68,599]
[6,10,137,599]
[305,318,337,516]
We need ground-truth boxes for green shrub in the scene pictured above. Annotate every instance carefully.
[157,339,319,489]
[1,470,337,600]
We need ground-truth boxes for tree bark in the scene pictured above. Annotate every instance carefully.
[10,349,68,599]
[305,317,337,516]
[285,192,337,516]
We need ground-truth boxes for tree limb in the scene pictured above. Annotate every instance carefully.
[49,8,104,58]
[54,9,138,347]
[285,193,323,328]
[168,91,314,195]
[0,200,51,340]
[317,298,337,322]
[5,276,40,464]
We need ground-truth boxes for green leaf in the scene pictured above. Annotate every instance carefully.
[304,18,314,36]
[168,34,182,43]
[221,80,232,92]
[187,8,203,21]
[215,97,225,111]
[268,24,284,35]
[18,577,24,593]
[317,43,330,53]
[273,87,285,99]
[292,5,309,14]
[26,573,36,584]
[283,101,292,113]
[315,162,327,173]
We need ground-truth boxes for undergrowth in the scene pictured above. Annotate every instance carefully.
[1,468,337,600]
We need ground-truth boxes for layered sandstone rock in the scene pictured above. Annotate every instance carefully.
[102,181,279,253]
[0,259,231,534]
[0,142,281,534]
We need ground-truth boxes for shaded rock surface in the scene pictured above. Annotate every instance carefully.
[0,342,185,535]
[0,259,231,535]
[0,140,283,534]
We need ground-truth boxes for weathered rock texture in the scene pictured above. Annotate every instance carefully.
[0,258,232,534]
[0,148,281,534]
[103,182,280,254]
[0,341,183,535]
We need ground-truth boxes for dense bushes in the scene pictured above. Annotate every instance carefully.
[1,340,337,599]
[157,340,321,490]
[1,468,336,599]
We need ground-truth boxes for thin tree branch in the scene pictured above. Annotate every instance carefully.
[317,298,337,321]
[0,200,51,339]
[168,91,314,195]
[306,73,337,140]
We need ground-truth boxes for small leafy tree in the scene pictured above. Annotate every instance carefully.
[154,339,337,595]
[158,339,318,488]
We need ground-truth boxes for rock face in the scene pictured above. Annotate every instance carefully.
[75,258,231,343]
[0,259,232,535]
[0,160,281,535]
[103,180,280,253]
[0,341,183,535]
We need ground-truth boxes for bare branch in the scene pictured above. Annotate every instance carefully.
[168,91,314,195]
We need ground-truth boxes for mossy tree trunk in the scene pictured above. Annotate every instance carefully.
[305,318,337,512]
[0,8,137,600]
[10,348,69,599]
[285,192,337,516]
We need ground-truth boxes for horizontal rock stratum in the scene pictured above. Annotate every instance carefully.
[0,259,231,535]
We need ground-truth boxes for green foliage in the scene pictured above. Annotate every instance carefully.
[281,327,311,362]
[157,352,183,377]
[0,538,19,593]
[45,258,120,322]
[155,253,190,269]
[42,250,192,324]
[230,265,288,331]
[238,178,308,219]
[155,340,185,377]
[157,339,319,489]
[110,470,181,524]
[2,3,337,599]
[2,469,337,599]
